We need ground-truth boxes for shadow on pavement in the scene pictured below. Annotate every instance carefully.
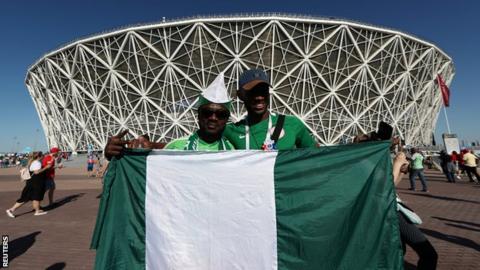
[432,216,480,228]
[44,193,85,211]
[445,223,480,233]
[9,231,41,262]
[421,228,480,252]
[13,209,35,218]
[46,262,66,270]
[403,193,480,205]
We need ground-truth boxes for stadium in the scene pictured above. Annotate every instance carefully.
[26,14,454,152]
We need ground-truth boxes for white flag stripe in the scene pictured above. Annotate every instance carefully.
[146,151,279,270]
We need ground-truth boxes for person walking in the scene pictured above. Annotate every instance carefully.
[5,152,51,218]
[445,156,456,183]
[87,155,95,177]
[458,149,468,179]
[409,148,428,192]
[463,150,480,183]
[450,151,461,180]
[42,147,61,207]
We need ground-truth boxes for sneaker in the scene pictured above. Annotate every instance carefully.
[6,209,15,218]
[408,188,415,191]
[34,211,48,216]
[456,175,462,180]
[421,190,429,192]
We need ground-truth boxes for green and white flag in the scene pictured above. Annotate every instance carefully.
[91,142,403,269]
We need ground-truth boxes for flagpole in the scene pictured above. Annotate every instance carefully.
[443,106,451,134]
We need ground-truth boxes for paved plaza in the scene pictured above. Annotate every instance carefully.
[0,165,479,269]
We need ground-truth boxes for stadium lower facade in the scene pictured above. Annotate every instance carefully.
[26,14,454,152]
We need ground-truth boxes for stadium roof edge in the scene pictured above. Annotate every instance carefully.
[25,12,453,82]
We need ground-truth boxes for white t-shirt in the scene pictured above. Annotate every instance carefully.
[29,160,42,172]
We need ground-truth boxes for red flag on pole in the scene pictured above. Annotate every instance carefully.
[437,74,450,107]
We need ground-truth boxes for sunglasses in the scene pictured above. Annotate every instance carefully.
[199,108,230,120]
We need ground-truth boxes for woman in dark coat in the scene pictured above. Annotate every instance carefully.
[5,151,52,217]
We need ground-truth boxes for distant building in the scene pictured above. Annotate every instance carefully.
[26,14,454,152]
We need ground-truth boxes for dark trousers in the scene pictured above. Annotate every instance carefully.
[465,166,480,182]
[409,169,428,191]
[398,212,438,270]
[446,172,456,183]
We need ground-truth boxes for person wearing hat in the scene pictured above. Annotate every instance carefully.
[164,73,234,150]
[223,68,316,150]
[42,147,62,207]
[104,73,234,157]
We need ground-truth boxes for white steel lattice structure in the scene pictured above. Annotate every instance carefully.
[26,14,454,152]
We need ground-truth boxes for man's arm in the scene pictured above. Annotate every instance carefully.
[393,152,409,186]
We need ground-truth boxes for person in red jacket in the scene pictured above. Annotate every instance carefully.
[450,151,461,180]
[42,147,62,206]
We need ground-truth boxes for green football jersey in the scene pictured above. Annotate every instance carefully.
[165,135,235,151]
[224,114,316,150]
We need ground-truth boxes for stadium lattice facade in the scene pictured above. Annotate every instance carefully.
[26,14,454,152]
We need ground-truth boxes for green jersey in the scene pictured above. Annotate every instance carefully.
[165,133,235,151]
[411,153,424,170]
[224,114,316,150]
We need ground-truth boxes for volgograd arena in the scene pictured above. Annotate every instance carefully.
[26,14,454,152]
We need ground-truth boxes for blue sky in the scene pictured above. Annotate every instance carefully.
[0,0,479,152]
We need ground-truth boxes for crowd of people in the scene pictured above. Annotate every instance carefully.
[0,152,71,169]
[439,149,479,183]
[0,153,29,168]
[87,152,107,178]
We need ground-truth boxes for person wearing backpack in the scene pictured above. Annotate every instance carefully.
[223,69,317,150]
[6,152,52,218]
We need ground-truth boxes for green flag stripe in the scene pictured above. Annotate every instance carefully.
[274,142,403,270]
[91,150,149,270]
[92,143,403,269]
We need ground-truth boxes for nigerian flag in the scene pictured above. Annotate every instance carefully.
[91,141,403,270]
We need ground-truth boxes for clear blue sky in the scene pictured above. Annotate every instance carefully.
[0,0,479,152]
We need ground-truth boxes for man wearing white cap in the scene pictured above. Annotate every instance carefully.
[104,73,233,157]
[164,73,234,150]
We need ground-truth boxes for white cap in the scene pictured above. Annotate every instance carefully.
[200,72,231,105]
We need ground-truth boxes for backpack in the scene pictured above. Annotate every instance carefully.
[20,167,31,181]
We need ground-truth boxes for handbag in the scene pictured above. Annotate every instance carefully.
[20,167,31,181]
[396,197,422,225]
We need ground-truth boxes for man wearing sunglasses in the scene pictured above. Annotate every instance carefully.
[223,69,316,150]
[163,73,234,151]
[104,73,233,159]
